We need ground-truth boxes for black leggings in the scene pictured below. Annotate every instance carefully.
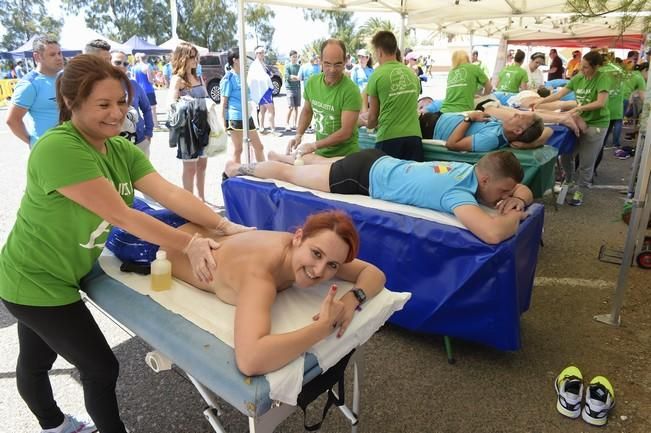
[2,299,127,433]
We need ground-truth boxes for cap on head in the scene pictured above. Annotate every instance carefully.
[357,48,369,57]
[405,52,418,61]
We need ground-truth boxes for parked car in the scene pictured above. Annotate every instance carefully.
[199,52,283,103]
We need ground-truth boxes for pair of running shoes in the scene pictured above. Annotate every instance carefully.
[555,365,615,426]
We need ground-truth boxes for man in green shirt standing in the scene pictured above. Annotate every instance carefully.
[287,39,362,158]
[363,30,423,161]
[496,49,528,94]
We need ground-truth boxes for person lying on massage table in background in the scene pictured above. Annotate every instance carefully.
[163,210,385,376]
[418,109,548,151]
[474,97,587,137]
[225,149,533,245]
[0,55,252,433]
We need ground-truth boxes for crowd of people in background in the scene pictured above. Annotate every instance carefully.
[3,33,650,209]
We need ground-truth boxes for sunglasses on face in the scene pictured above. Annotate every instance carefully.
[113,61,129,67]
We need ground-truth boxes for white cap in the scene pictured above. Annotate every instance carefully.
[156,250,167,260]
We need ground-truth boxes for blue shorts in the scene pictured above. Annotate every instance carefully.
[259,88,274,105]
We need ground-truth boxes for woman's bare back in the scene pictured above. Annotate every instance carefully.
[166,223,294,305]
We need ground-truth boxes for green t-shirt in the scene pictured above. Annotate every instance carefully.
[0,121,155,306]
[496,64,528,93]
[440,63,488,113]
[601,62,624,120]
[366,60,422,142]
[304,73,361,157]
[622,70,646,100]
[284,62,301,94]
[566,69,611,127]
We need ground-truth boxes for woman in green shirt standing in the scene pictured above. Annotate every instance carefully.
[440,50,492,113]
[534,51,610,206]
[0,55,251,433]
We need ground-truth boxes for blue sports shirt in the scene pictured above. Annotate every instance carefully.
[433,113,509,152]
[369,155,479,214]
[11,71,59,148]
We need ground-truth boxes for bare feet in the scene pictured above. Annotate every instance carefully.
[571,112,588,133]
[561,113,581,136]
[268,150,294,164]
[224,160,241,178]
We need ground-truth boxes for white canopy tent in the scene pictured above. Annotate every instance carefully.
[59,27,130,54]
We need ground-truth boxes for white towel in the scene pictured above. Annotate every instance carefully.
[98,249,410,405]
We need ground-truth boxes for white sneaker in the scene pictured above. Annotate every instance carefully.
[554,365,584,419]
[41,414,97,433]
[582,376,615,426]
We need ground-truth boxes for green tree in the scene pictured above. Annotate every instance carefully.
[246,4,275,51]
[565,0,650,34]
[176,0,237,50]
[62,0,170,43]
[303,9,363,56]
[0,0,63,50]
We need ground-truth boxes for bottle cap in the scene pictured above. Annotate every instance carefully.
[156,250,167,260]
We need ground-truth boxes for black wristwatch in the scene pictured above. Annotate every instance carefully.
[351,288,367,309]
[463,115,471,122]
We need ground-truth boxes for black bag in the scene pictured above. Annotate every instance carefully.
[296,349,356,431]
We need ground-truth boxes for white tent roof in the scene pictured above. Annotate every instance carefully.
[59,27,130,54]
[407,1,646,46]
[159,37,209,55]
[253,0,645,47]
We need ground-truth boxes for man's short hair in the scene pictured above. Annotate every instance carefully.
[477,151,524,182]
[514,49,525,64]
[371,30,397,55]
[33,35,59,53]
[515,115,545,144]
[419,112,439,139]
[289,49,297,56]
[319,38,346,60]
[84,39,111,55]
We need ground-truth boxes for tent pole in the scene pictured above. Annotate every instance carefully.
[398,14,405,53]
[594,34,651,326]
[170,0,178,39]
[238,0,251,164]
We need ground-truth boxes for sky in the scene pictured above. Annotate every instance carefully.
[1,3,402,54]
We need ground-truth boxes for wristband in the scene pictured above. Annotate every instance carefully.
[512,196,527,207]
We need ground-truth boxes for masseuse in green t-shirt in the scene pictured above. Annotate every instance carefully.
[364,30,423,162]
[286,39,362,159]
[440,50,492,114]
[534,51,610,206]
[0,55,252,433]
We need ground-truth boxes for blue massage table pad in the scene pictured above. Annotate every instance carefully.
[80,264,324,418]
[223,177,545,351]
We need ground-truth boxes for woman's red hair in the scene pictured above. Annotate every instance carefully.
[301,211,359,263]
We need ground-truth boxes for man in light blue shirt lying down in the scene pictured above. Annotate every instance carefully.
[225,148,534,245]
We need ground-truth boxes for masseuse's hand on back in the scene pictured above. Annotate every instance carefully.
[182,233,220,283]
[214,217,256,236]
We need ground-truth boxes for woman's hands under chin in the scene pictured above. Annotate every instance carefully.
[312,284,345,338]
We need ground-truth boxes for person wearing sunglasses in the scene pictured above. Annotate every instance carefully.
[111,50,154,158]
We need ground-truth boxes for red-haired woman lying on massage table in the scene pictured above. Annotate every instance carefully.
[167,210,385,376]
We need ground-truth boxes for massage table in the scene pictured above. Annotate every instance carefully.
[81,246,409,433]
[357,127,559,198]
[223,177,545,352]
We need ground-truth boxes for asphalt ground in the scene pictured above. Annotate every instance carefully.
[1,83,650,433]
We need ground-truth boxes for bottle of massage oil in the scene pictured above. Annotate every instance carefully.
[151,250,172,291]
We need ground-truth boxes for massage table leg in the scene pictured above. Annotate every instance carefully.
[443,336,456,364]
